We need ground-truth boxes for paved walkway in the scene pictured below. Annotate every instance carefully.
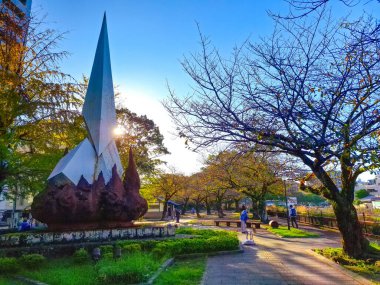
[201,225,374,285]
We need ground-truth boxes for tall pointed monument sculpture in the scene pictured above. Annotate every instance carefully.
[31,15,148,230]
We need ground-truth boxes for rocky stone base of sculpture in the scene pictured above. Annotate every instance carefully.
[31,151,148,231]
[0,225,175,248]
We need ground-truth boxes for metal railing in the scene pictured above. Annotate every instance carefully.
[267,210,380,238]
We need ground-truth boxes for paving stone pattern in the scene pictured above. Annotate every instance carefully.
[202,226,372,285]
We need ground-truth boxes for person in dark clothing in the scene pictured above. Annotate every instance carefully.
[175,207,181,223]
[167,206,172,220]
[289,205,298,228]
[19,217,31,231]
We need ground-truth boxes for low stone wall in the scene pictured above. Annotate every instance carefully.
[0,225,175,247]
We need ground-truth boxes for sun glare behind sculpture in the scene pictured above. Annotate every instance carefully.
[114,125,126,137]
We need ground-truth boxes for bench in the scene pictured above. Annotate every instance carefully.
[214,219,261,229]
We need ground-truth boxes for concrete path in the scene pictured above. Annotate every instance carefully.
[201,226,374,285]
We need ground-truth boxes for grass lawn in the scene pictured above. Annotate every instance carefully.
[20,253,161,285]
[314,243,380,283]
[0,228,238,285]
[185,220,215,226]
[154,257,206,285]
[266,226,320,238]
[21,258,97,285]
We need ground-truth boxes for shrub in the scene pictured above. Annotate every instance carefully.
[73,248,89,264]
[19,254,45,269]
[97,253,159,284]
[99,245,113,254]
[139,240,159,251]
[0,257,18,274]
[176,228,237,239]
[122,244,141,253]
[103,252,113,259]
[151,230,239,258]
[117,240,159,252]
[355,189,369,199]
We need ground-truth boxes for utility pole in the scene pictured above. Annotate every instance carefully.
[283,178,290,230]
[10,184,18,229]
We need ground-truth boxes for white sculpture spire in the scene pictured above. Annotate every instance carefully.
[48,14,123,186]
[83,13,116,156]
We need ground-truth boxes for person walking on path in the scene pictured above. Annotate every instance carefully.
[167,206,172,221]
[175,207,181,223]
[240,205,248,233]
[289,205,298,228]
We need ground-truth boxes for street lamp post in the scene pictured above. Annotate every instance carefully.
[283,179,290,230]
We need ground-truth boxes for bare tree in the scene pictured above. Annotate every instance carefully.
[164,9,380,257]
[279,0,378,19]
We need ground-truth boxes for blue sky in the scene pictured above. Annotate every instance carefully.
[31,1,379,177]
[32,1,290,96]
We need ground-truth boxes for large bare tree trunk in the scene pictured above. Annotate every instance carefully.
[333,198,368,258]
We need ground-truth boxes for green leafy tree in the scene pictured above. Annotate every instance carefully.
[143,169,186,220]
[202,152,240,218]
[355,189,369,199]
[232,152,284,222]
[0,5,85,197]
[187,172,208,217]
[116,108,169,177]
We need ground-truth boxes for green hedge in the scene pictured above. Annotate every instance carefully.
[152,229,239,258]
[122,244,141,253]
[115,228,239,259]
[73,248,89,264]
[0,257,18,274]
[19,254,45,269]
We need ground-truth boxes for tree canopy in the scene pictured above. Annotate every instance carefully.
[164,5,379,257]
[116,108,169,177]
[0,5,84,197]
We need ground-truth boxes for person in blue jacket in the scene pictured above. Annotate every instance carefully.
[240,205,248,233]
[289,205,298,228]
[19,217,31,231]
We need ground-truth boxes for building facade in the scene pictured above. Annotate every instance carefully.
[362,175,380,197]
[0,0,32,19]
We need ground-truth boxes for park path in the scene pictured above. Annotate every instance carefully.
[201,225,374,285]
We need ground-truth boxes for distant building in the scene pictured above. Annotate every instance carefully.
[0,187,32,227]
[355,179,367,192]
[0,0,32,19]
[362,175,380,197]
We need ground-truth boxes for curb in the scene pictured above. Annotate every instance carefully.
[145,257,175,285]
[15,276,49,285]
[307,249,375,285]
[144,245,244,285]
